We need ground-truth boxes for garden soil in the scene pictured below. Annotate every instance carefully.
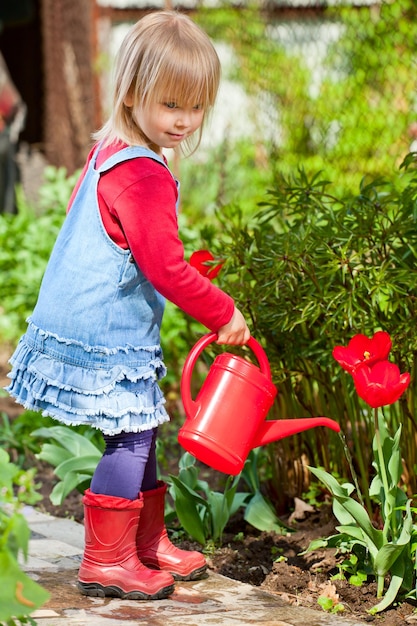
[1,350,416,625]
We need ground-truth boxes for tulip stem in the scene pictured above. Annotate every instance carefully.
[377,574,385,598]
[373,407,392,539]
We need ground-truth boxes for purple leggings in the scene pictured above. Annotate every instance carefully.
[90,428,158,500]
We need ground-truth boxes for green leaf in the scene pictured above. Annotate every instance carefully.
[169,474,207,508]
[387,426,403,487]
[0,550,50,620]
[349,571,367,586]
[178,465,200,490]
[241,449,261,493]
[309,466,383,554]
[244,491,290,533]
[317,595,334,612]
[207,491,230,542]
[0,450,19,490]
[178,452,197,471]
[303,537,329,552]
[223,474,240,508]
[308,467,351,500]
[49,472,90,505]
[374,543,406,578]
[373,501,413,577]
[332,499,357,526]
[32,426,101,457]
[369,557,406,613]
[369,474,382,498]
[36,443,73,468]
[335,525,366,544]
[229,492,249,518]
[53,454,101,480]
[7,513,31,561]
[223,474,248,518]
[169,475,207,545]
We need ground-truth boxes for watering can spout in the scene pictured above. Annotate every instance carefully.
[252,417,341,449]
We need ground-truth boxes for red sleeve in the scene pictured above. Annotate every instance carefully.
[102,158,235,332]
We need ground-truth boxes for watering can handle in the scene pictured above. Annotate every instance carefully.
[181,333,272,419]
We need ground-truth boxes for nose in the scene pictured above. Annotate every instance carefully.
[175,109,192,128]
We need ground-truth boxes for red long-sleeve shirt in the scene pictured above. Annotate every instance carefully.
[67,142,234,332]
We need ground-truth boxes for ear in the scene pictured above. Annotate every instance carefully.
[124,92,134,107]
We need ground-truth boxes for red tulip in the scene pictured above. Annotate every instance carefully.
[352,361,410,409]
[189,249,224,281]
[332,331,392,374]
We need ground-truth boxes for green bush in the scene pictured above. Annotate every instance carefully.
[212,158,417,503]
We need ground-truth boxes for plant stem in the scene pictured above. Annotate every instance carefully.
[373,407,391,539]
[344,388,373,513]
[377,574,385,598]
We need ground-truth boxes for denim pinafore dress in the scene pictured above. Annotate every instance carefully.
[6,145,175,435]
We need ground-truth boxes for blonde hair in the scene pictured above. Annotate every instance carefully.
[94,11,221,154]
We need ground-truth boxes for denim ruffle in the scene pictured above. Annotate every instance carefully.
[6,322,170,435]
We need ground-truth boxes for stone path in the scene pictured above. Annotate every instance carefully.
[22,506,367,625]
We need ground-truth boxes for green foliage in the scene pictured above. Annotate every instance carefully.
[167,450,289,546]
[180,138,272,220]
[240,448,291,534]
[307,413,415,613]
[167,452,248,545]
[317,594,345,614]
[32,426,103,505]
[331,553,368,587]
[0,449,49,622]
[0,167,77,343]
[212,162,417,500]
[0,411,48,468]
[36,166,80,214]
[307,0,417,186]
[218,166,417,354]
[198,1,417,193]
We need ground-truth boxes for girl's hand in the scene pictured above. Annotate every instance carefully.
[216,307,250,345]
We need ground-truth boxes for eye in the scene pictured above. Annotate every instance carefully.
[164,102,177,109]
[193,104,203,111]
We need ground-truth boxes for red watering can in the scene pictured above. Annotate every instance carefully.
[179,333,340,475]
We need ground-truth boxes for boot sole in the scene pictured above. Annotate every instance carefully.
[171,565,208,582]
[77,581,175,600]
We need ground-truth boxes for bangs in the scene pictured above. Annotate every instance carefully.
[137,34,220,109]
[151,65,215,109]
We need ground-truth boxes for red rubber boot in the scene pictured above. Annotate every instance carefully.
[78,489,175,600]
[136,481,207,581]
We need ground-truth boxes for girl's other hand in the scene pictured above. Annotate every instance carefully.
[216,307,250,345]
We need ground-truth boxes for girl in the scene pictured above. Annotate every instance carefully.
[6,10,250,601]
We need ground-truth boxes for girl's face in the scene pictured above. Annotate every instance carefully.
[132,99,205,153]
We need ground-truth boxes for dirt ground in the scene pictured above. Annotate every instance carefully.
[1,350,416,625]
